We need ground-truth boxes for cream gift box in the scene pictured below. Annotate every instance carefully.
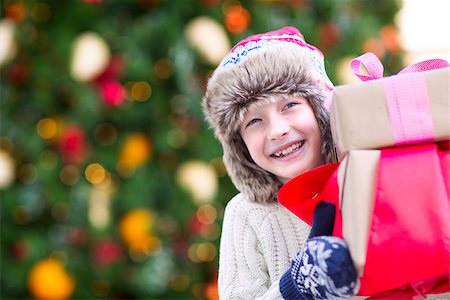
[330,68,450,157]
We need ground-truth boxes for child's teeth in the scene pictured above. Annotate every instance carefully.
[274,142,302,157]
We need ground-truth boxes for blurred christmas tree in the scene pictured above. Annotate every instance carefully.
[0,0,402,299]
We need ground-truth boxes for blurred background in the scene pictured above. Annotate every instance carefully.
[0,0,448,299]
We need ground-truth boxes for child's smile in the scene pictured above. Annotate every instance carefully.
[240,96,324,183]
[271,140,305,159]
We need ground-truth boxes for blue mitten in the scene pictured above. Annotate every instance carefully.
[280,202,360,300]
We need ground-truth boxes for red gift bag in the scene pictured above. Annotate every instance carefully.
[278,142,450,297]
[277,162,342,236]
[359,142,450,295]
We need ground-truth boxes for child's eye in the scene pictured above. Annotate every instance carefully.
[283,102,299,110]
[245,118,261,128]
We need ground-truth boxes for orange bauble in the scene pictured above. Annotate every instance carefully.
[224,5,251,34]
[119,209,160,255]
[117,133,152,172]
[28,258,75,300]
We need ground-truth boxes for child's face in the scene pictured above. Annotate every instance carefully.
[240,96,324,183]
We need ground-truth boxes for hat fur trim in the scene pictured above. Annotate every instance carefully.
[203,43,335,203]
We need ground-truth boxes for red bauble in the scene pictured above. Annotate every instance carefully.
[92,239,124,266]
[100,81,126,106]
[11,240,29,260]
[93,54,126,84]
[319,22,341,53]
[68,227,88,247]
[7,63,29,86]
[60,125,89,165]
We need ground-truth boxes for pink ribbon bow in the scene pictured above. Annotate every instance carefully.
[349,52,450,145]
[350,52,450,81]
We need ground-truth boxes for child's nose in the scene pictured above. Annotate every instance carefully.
[267,117,289,140]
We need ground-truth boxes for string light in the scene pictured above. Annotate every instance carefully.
[188,242,217,263]
[59,165,80,186]
[39,150,59,170]
[130,81,152,101]
[166,128,187,148]
[27,258,75,300]
[0,20,16,66]
[5,2,27,21]
[18,164,37,185]
[119,209,162,260]
[153,58,173,80]
[88,179,114,229]
[0,150,15,189]
[223,3,251,34]
[380,25,400,53]
[37,118,58,140]
[94,123,118,146]
[31,3,51,22]
[176,161,218,204]
[196,204,217,225]
[185,16,231,65]
[12,206,32,225]
[117,133,152,175]
[169,274,190,292]
[70,32,110,82]
[362,38,385,59]
[85,163,106,185]
[200,223,221,241]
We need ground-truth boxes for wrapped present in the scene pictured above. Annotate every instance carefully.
[279,142,450,297]
[330,53,450,157]
[338,142,450,296]
[337,150,379,276]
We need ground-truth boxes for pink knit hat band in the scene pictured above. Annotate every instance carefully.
[218,26,333,93]
[229,26,311,52]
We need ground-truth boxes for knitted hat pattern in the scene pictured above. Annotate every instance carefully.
[202,26,335,203]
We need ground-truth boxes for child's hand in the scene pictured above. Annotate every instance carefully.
[280,202,360,299]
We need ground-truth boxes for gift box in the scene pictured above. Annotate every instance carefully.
[279,142,450,297]
[330,67,450,157]
[338,142,450,295]
[337,150,379,276]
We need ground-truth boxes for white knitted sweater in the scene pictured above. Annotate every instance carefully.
[218,193,311,299]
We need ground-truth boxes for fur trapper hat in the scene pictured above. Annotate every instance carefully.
[202,26,335,203]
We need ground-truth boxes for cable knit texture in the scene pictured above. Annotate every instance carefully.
[218,193,311,299]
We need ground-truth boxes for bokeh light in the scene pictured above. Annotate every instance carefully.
[37,118,58,140]
[0,20,16,66]
[31,3,52,23]
[185,16,231,66]
[153,58,173,80]
[70,32,110,82]
[28,258,75,300]
[176,161,218,204]
[130,81,152,101]
[223,3,251,34]
[60,165,80,186]
[0,150,15,189]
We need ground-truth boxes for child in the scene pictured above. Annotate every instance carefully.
[202,26,358,299]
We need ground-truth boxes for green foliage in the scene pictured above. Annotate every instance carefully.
[0,0,401,299]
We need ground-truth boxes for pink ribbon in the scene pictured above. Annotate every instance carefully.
[350,52,384,81]
[350,52,450,145]
[350,52,450,81]
[383,72,434,145]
